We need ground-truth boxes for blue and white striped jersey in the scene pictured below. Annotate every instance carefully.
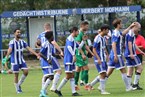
[64,35,78,65]
[124,30,136,57]
[9,38,28,64]
[37,31,55,54]
[93,34,106,62]
[40,41,53,68]
[110,29,123,56]
[37,31,47,45]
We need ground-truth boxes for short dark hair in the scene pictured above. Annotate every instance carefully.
[80,21,89,26]
[112,18,121,28]
[45,31,53,40]
[100,24,110,31]
[13,28,20,33]
[69,27,78,33]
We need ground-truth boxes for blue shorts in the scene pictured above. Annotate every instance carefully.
[64,63,75,73]
[108,55,125,70]
[42,67,54,76]
[52,57,61,72]
[11,63,28,73]
[125,56,141,67]
[95,61,107,74]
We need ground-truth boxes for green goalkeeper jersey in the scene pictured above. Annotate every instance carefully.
[75,31,88,67]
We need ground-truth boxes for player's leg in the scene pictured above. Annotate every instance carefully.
[50,57,61,91]
[115,56,130,90]
[55,64,71,97]
[98,62,110,94]
[71,70,82,96]
[74,54,85,88]
[40,67,54,97]
[107,55,116,77]
[133,65,143,89]
[74,68,81,87]
[133,56,143,90]
[11,64,21,93]
[80,67,85,86]
[18,63,28,92]
[82,65,89,90]
[100,72,110,94]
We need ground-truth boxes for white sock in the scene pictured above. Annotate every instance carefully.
[133,74,140,85]
[57,78,68,91]
[42,78,52,90]
[14,83,19,91]
[42,76,46,88]
[70,78,76,93]
[127,76,132,86]
[105,76,108,81]
[90,76,100,86]
[100,79,106,92]
[122,73,130,89]
[18,74,26,86]
[51,73,60,89]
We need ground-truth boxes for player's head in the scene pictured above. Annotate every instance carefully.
[44,22,51,31]
[80,21,89,32]
[132,22,141,34]
[69,27,79,37]
[112,18,122,29]
[13,29,21,39]
[100,24,110,35]
[45,31,54,43]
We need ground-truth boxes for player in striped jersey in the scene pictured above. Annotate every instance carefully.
[6,29,39,93]
[107,19,136,91]
[39,31,55,97]
[92,24,110,94]
[55,27,82,97]
[36,23,63,92]
[124,22,145,90]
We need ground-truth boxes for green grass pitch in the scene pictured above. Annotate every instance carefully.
[0,60,145,97]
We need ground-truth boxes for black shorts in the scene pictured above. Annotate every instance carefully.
[137,54,143,63]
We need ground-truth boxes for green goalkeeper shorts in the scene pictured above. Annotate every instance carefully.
[75,54,88,67]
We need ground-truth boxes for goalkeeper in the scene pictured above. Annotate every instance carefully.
[1,55,12,74]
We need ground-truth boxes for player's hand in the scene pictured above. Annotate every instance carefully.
[48,59,52,64]
[91,53,94,57]
[129,22,136,28]
[98,59,102,65]
[82,35,88,41]
[82,54,87,60]
[36,53,40,59]
[114,55,118,63]
[141,52,145,57]
[73,56,76,62]
[130,54,134,59]
[106,55,109,61]
[60,51,64,57]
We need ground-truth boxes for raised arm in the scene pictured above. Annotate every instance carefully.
[122,22,136,35]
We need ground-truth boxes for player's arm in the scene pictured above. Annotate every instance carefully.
[35,39,41,48]
[93,47,101,64]
[135,44,145,55]
[140,37,145,49]
[128,41,134,59]
[112,42,118,63]
[26,46,39,58]
[85,45,94,56]
[6,47,12,59]
[51,40,63,56]
[122,22,136,35]
[67,45,76,62]
[105,47,109,61]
